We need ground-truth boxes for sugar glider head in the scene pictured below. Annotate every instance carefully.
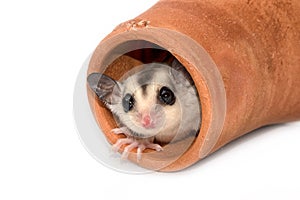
[87,63,196,141]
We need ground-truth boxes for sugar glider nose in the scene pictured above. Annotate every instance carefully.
[142,115,152,128]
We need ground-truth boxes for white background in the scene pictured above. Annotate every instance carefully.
[1,0,299,199]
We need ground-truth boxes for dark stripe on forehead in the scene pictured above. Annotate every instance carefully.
[141,84,148,96]
[137,70,154,86]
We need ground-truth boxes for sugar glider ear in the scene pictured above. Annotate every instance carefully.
[170,59,194,86]
[87,73,122,105]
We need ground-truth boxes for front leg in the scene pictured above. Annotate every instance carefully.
[111,127,163,161]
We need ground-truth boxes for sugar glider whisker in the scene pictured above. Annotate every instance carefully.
[87,59,201,161]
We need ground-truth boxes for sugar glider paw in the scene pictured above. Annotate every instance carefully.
[111,128,163,161]
[111,127,131,136]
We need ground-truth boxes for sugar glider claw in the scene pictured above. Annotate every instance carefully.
[111,129,163,161]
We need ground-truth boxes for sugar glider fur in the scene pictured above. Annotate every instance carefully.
[87,59,201,160]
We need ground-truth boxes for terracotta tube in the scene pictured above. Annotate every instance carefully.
[87,0,300,171]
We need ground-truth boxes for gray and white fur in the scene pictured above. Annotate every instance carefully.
[87,60,201,159]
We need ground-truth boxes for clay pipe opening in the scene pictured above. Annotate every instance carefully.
[87,28,226,171]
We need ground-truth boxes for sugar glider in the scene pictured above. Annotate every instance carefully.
[87,59,201,160]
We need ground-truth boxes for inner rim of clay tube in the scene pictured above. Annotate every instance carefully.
[87,28,226,170]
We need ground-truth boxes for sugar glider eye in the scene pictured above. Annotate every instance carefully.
[159,86,176,105]
[122,93,135,112]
